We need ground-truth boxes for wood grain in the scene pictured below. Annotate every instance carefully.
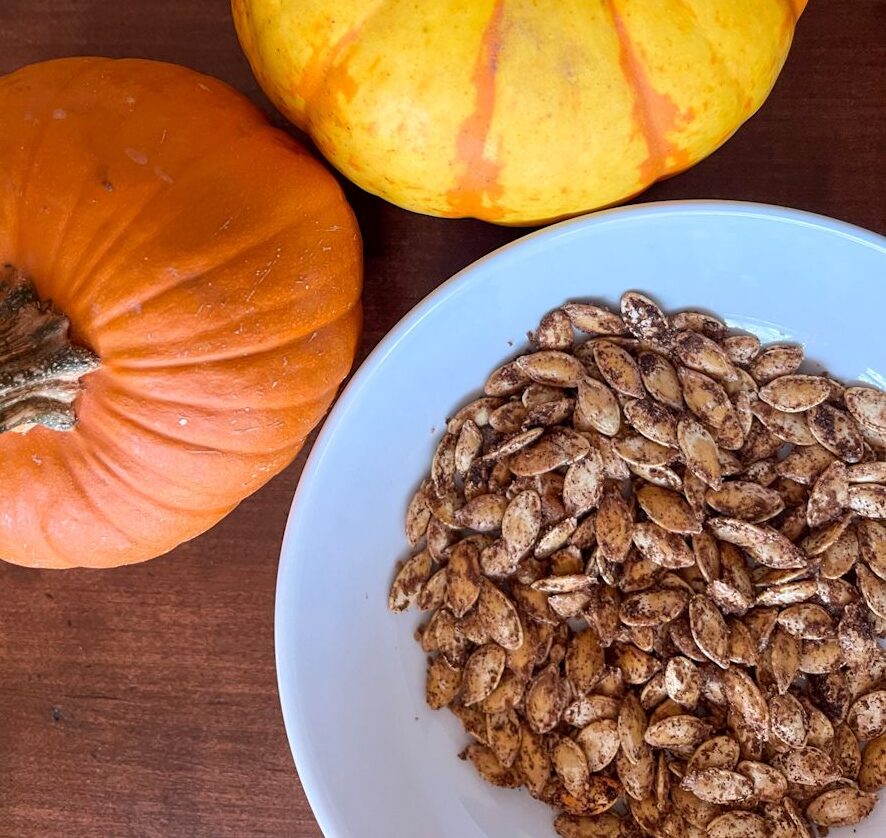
[0,1,883,835]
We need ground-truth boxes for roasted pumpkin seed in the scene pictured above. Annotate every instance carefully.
[674,330,734,380]
[563,302,627,336]
[848,461,886,483]
[596,483,635,562]
[632,523,695,570]
[426,655,462,709]
[499,489,543,560]
[769,627,801,694]
[750,400,817,445]
[593,340,645,399]
[448,396,504,432]
[755,579,817,607]
[623,397,679,447]
[760,374,831,413]
[532,309,574,351]
[806,460,849,528]
[644,714,712,749]
[846,386,886,431]
[525,665,569,733]
[516,350,585,387]
[553,812,623,838]
[679,367,735,428]
[774,746,840,785]
[737,759,788,802]
[535,517,580,559]
[707,810,769,838]
[859,732,886,792]
[807,402,865,463]
[486,708,522,768]
[849,483,886,518]
[576,719,621,773]
[857,563,886,618]
[620,588,690,627]
[686,737,739,775]
[489,399,529,434]
[664,656,701,709]
[637,350,683,409]
[723,668,769,737]
[857,518,886,578]
[552,736,591,801]
[620,291,672,344]
[461,643,506,706]
[637,484,702,534]
[688,594,730,669]
[672,310,727,341]
[848,690,886,740]
[770,692,808,748]
[678,415,723,490]
[723,333,761,365]
[614,643,663,685]
[681,767,753,804]
[511,428,591,476]
[727,618,759,667]
[563,452,605,516]
[446,541,483,617]
[462,742,522,788]
[806,784,877,827]
[750,344,804,384]
[388,549,433,613]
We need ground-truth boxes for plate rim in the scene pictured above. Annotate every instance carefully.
[275,199,886,836]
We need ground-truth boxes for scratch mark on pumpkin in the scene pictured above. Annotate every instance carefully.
[605,0,692,183]
[125,148,148,166]
[246,246,282,302]
[445,0,506,220]
[210,217,235,240]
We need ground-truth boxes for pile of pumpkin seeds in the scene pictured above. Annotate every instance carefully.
[388,291,886,838]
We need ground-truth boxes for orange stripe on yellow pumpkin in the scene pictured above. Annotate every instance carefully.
[445,0,506,221]
[605,1,693,185]
[298,20,368,126]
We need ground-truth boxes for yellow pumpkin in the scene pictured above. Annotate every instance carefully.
[232,0,806,226]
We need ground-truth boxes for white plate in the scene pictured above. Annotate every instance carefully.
[276,201,886,838]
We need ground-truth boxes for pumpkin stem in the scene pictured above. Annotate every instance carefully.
[0,265,100,433]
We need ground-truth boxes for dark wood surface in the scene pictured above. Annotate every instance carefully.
[0,1,883,836]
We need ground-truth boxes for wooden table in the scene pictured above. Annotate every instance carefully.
[0,2,883,835]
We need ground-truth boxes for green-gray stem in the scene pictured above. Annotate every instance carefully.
[0,265,100,433]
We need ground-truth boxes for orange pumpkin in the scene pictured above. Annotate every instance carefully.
[233,0,806,225]
[0,58,362,568]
